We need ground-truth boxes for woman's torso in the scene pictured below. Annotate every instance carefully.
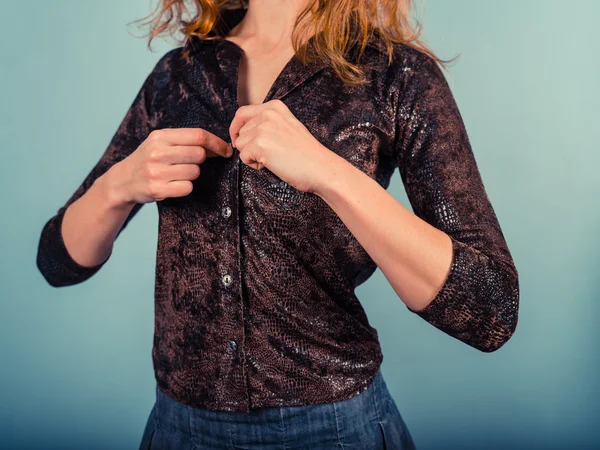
[144,8,424,413]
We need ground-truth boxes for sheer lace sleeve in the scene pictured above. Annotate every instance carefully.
[395,53,519,352]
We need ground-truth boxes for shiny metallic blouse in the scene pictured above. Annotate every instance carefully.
[36,8,519,413]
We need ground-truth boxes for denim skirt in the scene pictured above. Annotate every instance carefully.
[138,369,416,449]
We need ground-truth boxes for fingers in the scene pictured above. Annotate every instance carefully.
[229,105,262,146]
[161,180,194,199]
[162,163,201,182]
[229,100,288,146]
[149,128,233,158]
[149,165,200,200]
[232,125,260,151]
[236,113,264,139]
[160,146,208,165]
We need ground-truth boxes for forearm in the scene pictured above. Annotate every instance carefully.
[313,154,453,312]
[306,54,519,352]
[61,167,135,268]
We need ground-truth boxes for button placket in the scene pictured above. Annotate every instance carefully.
[232,139,250,410]
[216,140,250,410]
[221,148,235,289]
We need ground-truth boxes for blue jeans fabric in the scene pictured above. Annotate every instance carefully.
[138,369,416,449]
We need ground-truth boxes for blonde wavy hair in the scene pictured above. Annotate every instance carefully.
[130,0,457,85]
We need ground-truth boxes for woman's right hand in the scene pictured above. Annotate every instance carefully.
[105,128,233,206]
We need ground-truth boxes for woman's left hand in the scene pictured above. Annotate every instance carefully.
[229,99,340,194]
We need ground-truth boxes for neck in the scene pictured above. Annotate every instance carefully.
[229,0,313,49]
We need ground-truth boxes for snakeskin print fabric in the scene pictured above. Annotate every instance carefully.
[36,7,519,413]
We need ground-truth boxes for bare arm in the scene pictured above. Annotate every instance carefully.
[59,172,137,269]
[36,61,158,287]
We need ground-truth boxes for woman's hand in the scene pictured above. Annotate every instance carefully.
[105,128,233,206]
[229,99,340,194]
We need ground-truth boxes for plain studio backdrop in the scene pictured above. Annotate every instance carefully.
[1,1,598,449]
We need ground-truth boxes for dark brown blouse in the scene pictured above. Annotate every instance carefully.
[36,8,519,413]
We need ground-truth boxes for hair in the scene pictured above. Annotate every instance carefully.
[129,0,458,86]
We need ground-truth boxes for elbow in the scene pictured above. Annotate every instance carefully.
[35,250,98,288]
[474,272,520,353]
[475,312,518,353]
[410,253,520,353]
[35,216,104,288]
[36,247,66,288]
[41,276,66,288]
[36,217,70,288]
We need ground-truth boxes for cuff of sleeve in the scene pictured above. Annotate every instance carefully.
[405,235,520,352]
[39,207,111,286]
[55,207,111,273]
[406,235,467,320]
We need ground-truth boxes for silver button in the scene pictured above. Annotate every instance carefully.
[222,206,232,218]
[227,340,237,351]
[222,274,233,286]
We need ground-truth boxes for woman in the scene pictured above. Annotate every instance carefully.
[36,0,520,448]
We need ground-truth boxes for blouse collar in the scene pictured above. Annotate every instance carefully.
[183,7,386,104]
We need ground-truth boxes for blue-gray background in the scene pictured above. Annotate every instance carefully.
[1,1,598,449]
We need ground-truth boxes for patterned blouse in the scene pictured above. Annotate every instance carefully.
[36,7,519,413]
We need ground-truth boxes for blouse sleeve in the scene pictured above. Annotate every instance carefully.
[394,53,519,352]
[36,54,166,287]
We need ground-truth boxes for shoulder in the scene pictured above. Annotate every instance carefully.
[156,46,185,66]
[387,42,446,88]
[397,45,456,107]
[360,37,446,94]
[148,38,213,73]
[347,42,442,121]
[136,47,187,114]
[150,46,185,79]
[144,42,209,90]
[360,30,440,78]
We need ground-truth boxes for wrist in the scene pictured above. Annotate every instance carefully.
[94,165,135,210]
[312,151,354,201]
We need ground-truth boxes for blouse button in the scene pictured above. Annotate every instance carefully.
[222,206,232,218]
[222,274,233,287]
[227,340,237,352]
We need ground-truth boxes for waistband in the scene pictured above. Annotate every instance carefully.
[154,368,393,425]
